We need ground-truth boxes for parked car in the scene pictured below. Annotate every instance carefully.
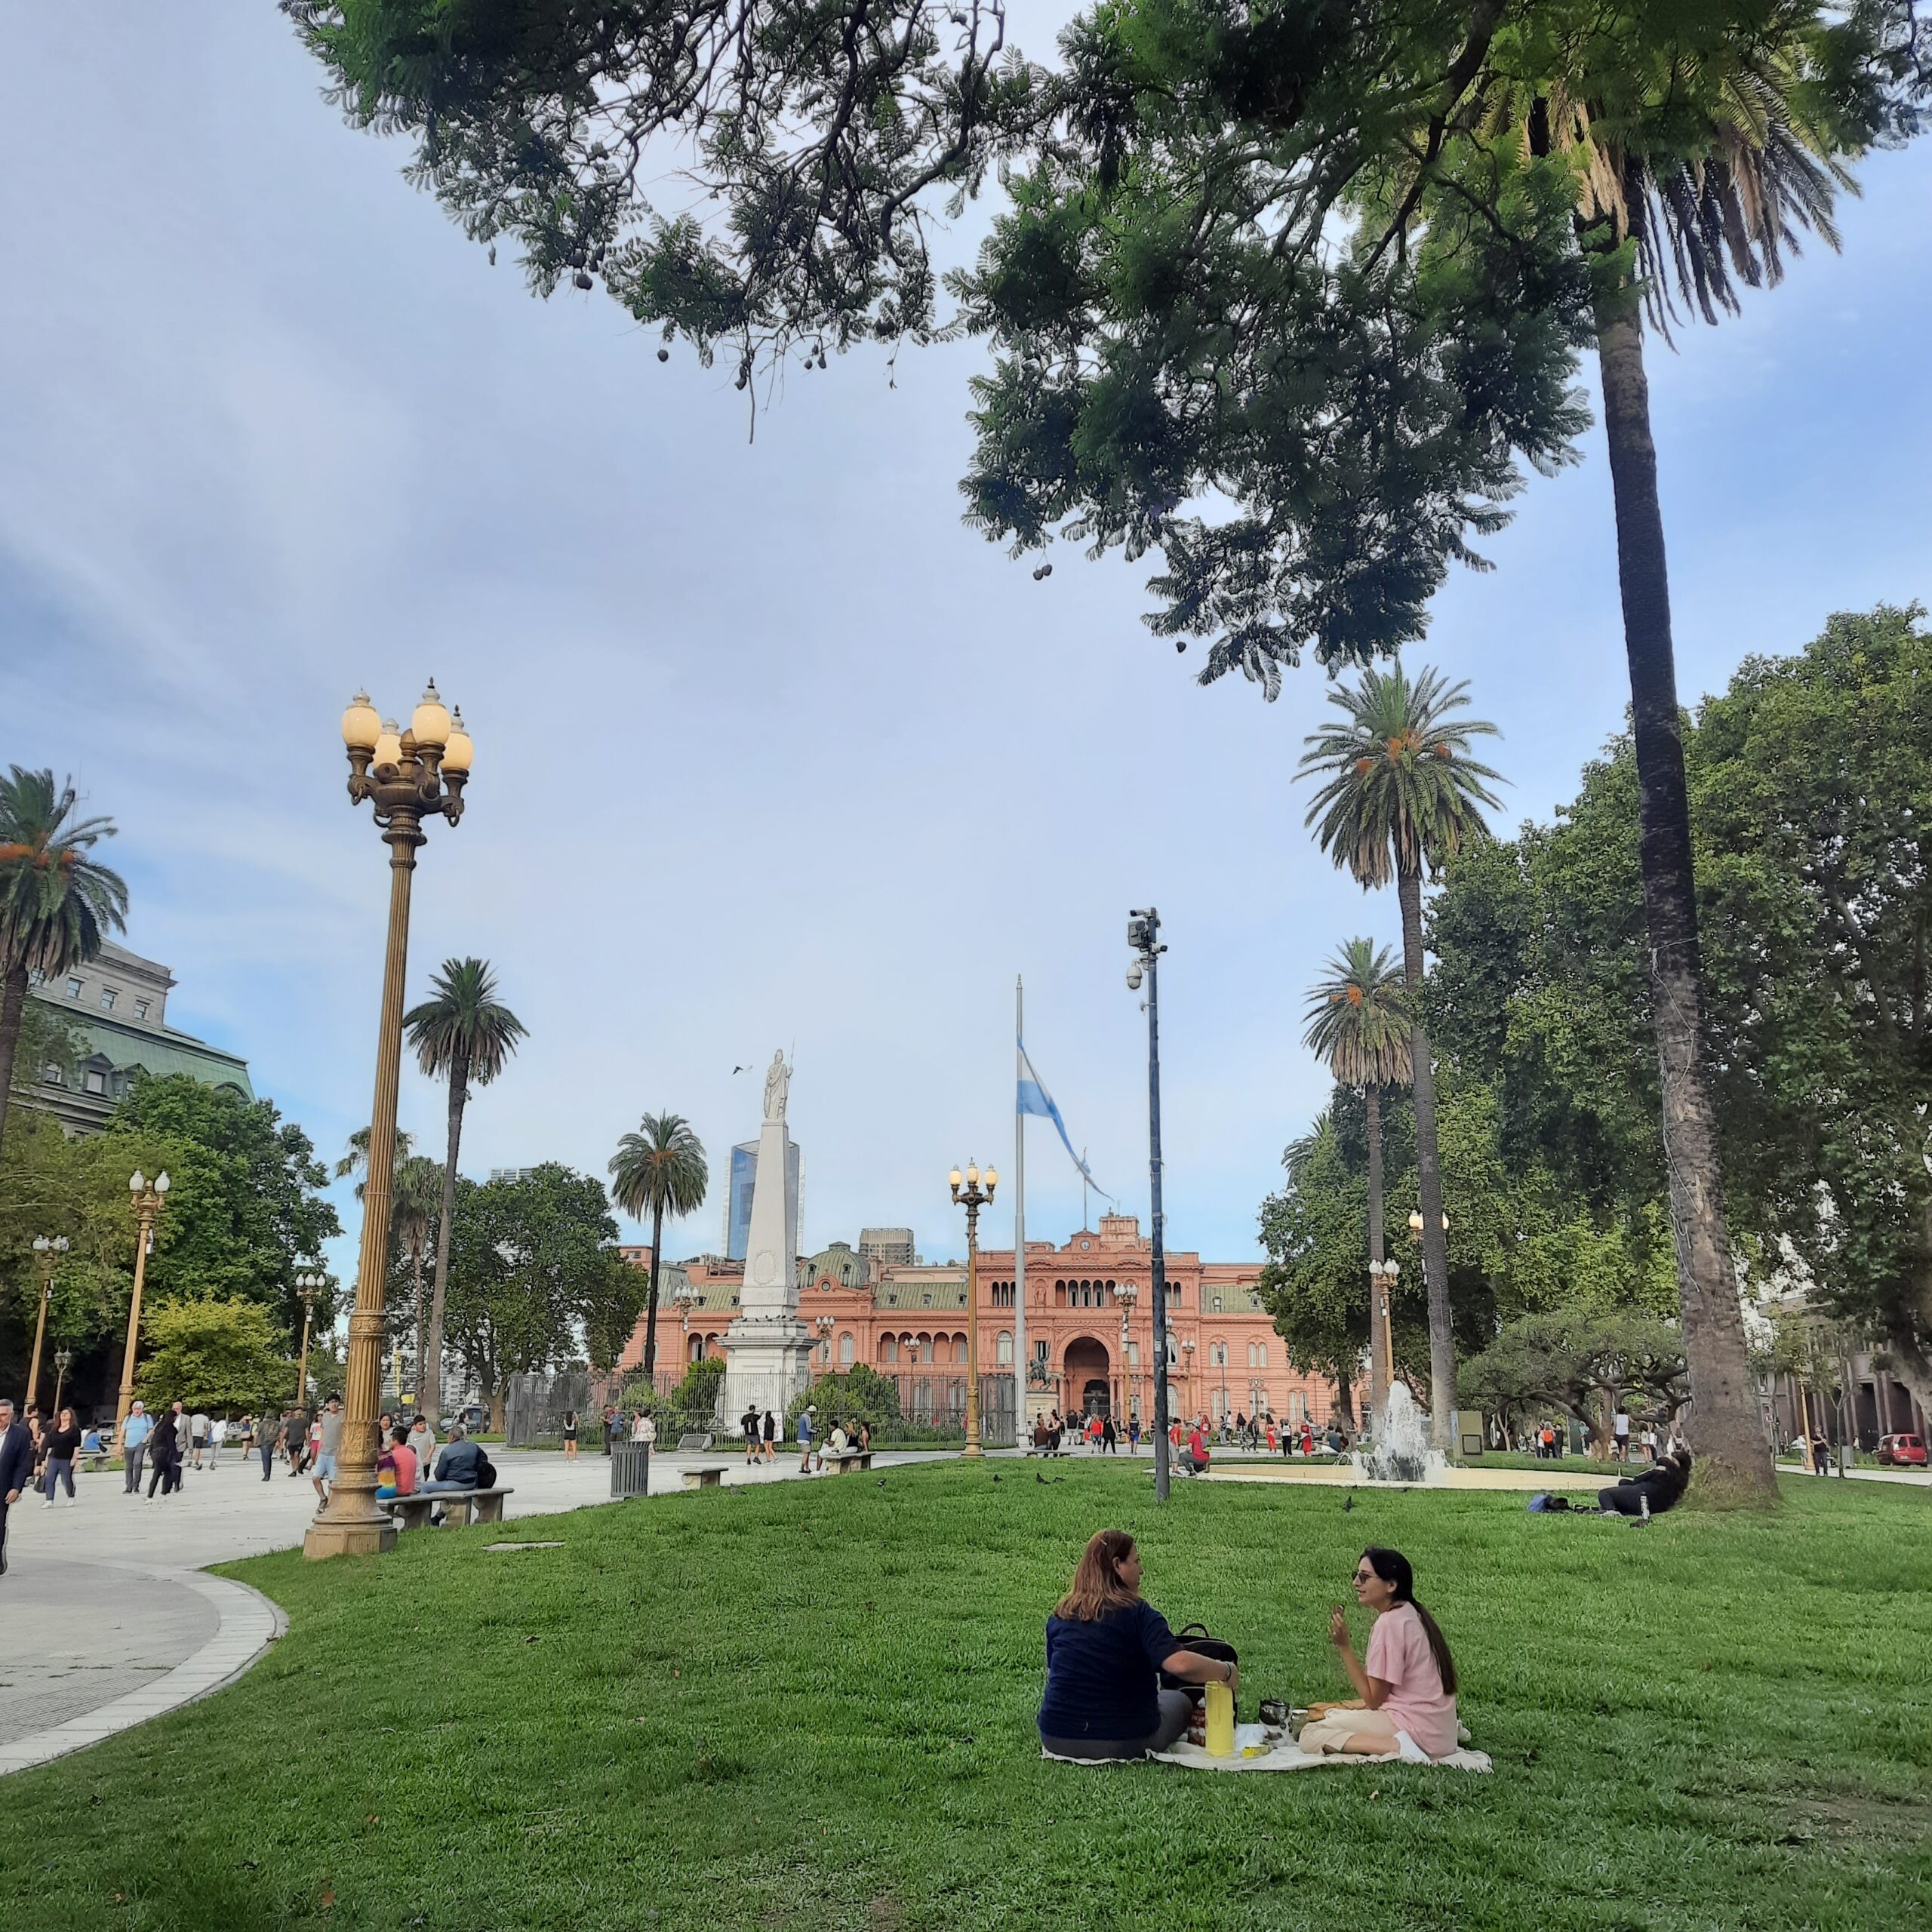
[1875,1433,1926,1468]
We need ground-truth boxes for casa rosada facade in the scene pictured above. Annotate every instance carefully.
[620,1212,1341,1428]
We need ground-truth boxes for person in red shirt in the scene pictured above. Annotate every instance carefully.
[377,1423,418,1499]
[1185,1420,1211,1475]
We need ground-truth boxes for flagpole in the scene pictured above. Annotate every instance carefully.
[1014,974,1027,1442]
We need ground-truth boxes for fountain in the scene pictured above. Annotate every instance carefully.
[1354,1382,1447,1485]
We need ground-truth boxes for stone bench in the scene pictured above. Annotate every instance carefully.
[675,1432,712,1454]
[679,1466,724,1490]
[380,1485,514,1532]
[826,1451,873,1475]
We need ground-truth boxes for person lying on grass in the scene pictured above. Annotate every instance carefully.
[1038,1529,1239,1761]
[1300,1546,1460,1760]
[1598,1447,1692,1518]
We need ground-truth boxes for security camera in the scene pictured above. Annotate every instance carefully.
[1126,964,1144,991]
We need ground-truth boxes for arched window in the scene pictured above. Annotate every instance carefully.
[997,1330,1014,1365]
[1245,1343,1256,1369]
[1257,1343,1269,1367]
[838,1332,855,1366]
[1211,1341,1226,1367]
[918,1333,934,1365]
[1054,1281,1067,1308]
[953,1334,968,1366]
[879,1334,898,1366]
[688,1334,704,1363]
[1127,1341,1140,1367]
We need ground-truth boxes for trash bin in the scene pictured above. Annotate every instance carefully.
[611,1442,651,1499]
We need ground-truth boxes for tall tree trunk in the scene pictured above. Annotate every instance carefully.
[0,961,29,1157]
[1395,865,1456,1451]
[1595,297,1777,1505]
[642,1199,664,1383]
[1334,1365,1356,1431]
[423,1051,469,1424]
[1365,1082,1387,1422]
[411,1243,426,1403]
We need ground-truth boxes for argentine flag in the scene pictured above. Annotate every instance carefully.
[1017,1038,1110,1198]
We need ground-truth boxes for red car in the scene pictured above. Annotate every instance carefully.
[1876,1433,1927,1467]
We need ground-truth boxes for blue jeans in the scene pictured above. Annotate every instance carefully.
[43,1457,75,1500]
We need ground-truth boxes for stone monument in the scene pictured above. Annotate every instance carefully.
[722,1051,813,1423]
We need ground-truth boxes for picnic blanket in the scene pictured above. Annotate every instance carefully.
[1042,1720,1491,1774]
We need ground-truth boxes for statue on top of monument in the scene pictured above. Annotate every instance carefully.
[761,1049,791,1122]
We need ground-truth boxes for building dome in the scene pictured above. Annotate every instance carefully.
[804,1240,870,1288]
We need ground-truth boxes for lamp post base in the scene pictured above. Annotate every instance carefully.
[303,1514,397,1560]
[959,1442,985,1459]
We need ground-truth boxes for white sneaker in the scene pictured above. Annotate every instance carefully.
[40,1498,53,1509]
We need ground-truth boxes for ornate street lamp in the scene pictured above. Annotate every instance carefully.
[307,680,471,1562]
[815,1312,835,1371]
[1368,1259,1400,1420]
[26,1234,70,1412]
[294,1272,325,1407]
[674,1281,702,1367]
[115,1172,169,1435]
[1116,1278,1139,1428]
[52,1347,72,1416]
[948,1158,997,1457]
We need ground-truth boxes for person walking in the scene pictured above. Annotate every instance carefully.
[257,1414,278,1481]
[1613,1407,1632,1463]
[0,1399,35,1577]
[761,1408,777,1464]
[1101,1414,1118,1454]
[797,1404,815,1472]
[561,1410,580,1460]
[189,1411,211,1471]
[40,1407,82,1507]
[208,1416,226,1468]
[312,1396,346,1503]
[601,1404,617,1456]
[121,1401,153,1494]
[283,1406,308,1477]
[146,1404,183,1500]
[743,1405,760,1465]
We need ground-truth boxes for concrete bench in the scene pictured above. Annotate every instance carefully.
[826,1450,873,1474]
[380,1485,514,1531]
[675,1432,712,1454]
[679,1466,724,1490]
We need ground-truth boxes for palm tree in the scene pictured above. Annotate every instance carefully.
[1497,44,1862,1502]
[1303,938,1412,1422]
[608,1113,709,1391]
[405,958,527,1422]
[1300,666,1500,1451]
[390,1154,445,1397]
[335,1124,417,1195]
[0,768,128,1158]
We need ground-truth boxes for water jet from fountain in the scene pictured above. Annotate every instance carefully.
[1354,1382,1447,1485]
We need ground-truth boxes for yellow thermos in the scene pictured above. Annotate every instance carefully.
[1204,1678,1235,1756]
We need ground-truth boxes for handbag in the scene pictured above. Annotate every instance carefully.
[1161,1621,1239,1704]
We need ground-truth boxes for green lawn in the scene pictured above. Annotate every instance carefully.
[4,1467,1928,1930]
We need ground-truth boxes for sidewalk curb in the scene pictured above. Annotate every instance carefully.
[0,1561,284,1777]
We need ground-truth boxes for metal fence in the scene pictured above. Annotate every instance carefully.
[503,1367,595,1447]
[877,1371,1017,1448]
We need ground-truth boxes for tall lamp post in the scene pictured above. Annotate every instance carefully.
[307,685,470,1561]
[1181,1335,1196,1432]
[1403,1207,1446,1429]
[1367,1259,1400,1426]
[52,1348,72,1416]
[1116,1279,1139,1431]
[675,1281,702,1376]
[26,1235,69,1412]
[294,1273,325,1408]
[815,1312,835,1373]
[948,1158,997,1457]
[115,1171,170,1435]
[1126,908,1172,1498]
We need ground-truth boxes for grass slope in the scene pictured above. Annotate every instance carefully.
[4,1467,1928,1930]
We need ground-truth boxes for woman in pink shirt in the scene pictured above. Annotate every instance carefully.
[1299,1546,1460,1759]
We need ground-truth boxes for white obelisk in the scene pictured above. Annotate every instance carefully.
[722,1051,812,1422]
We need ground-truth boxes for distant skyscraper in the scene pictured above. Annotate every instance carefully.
[860,1227,916,1267]
[726,1136,800,1262]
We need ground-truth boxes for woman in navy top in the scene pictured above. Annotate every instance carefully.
[1038,1529,1239,1759]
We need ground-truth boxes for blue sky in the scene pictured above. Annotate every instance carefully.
[4,10,1929,1286]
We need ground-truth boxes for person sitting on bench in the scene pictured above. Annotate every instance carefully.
[1300,1546,1460,1760]
[378,1424,419,1500]
[1038,1529,1238,1761]
[1598,1447,1692,1518]
[424,1425,485,1493]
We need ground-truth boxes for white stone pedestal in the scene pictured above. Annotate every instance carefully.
[722,1316,814,1423]
[723,1112,811,1422]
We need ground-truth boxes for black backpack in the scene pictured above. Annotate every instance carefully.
[475,1451,497,1489]
[1161,1622,1239,1704]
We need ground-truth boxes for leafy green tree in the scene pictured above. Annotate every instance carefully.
[443,1164,626,1429]
[391,1155,445,1387]
[134,1297,294,1415]
[786,1363,905,1438]
[663,1354,727,1425]
[1461,1309,1688,1456]
[334,1124,417,1193]
[106,1075,341,1334]
[608,1113,709,1383]
[1300,666,1500,1447]
[1302,938,1411,1416]
[405,956,527,1421]
[9,1000,87,1099]
[0,768,128,1158]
